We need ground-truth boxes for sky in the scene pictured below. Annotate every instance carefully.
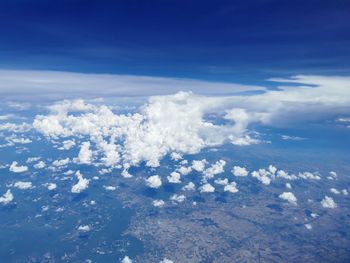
[0,0,350,84]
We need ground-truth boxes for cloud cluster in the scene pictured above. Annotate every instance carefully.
[9,161,28,173]
[33,93,259,169]
[0,189,13,205]
[71,171,90,193]
[279,192,297,205]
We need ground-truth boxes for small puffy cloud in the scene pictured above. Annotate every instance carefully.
[78,225,91,232]
[286,183,292,189]
[9,161,28,173]
[279,192,297,205]
[268,165,277,174]
[159,259,174,263]
[276,170,297,180]
[26,157,41,163]
[52,158,70,167]
[305,224,312,230]
[281,135,305,141]
[192,159,207,172]
[46,183,57,191]
[182,182,195,191]
[146,175,162,189]
[59,139,76,150]
[214,178,229,185]
[330,188,340,194]
[121,169,133,178]
[71,171,90,193]
[251,169,271,185]
[14,181,32,190]
[104,185,116,191]
[224,182,239,193]
[153,199,165,207]
[199,183,215,193]
[232,166,248,177]
[0,122,31,133]
[34,161,46,169]
[121,256,133,263]
[0,189,14,205]
[177,166,192,175]
[321,196,337,208]
[298,172,321,180]
[167,172,181,184]
[203,160,226,180]
[342,189,348,196]
[77,141,93,164]
[10,137,32,144]
[170,194,186,203]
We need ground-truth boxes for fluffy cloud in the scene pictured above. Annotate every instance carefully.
[199,183,215,193]
[34,161,46,169]
[0,189,14,205]
[279,192,297,205]
[59,140,76,150]
[121,256,133,263]
[232,166,248,177]
[46,183,57,191]
[153,199,165,207]
[9,161,28,173]
[224,182,239,193]
[14,181,32,190]
[170,194,186,203]
[167,172,181,184]
[182,182,195,191]
[33,93,260,169]
[191,159,207,172]
[146,175,162,189]
[202,160,226,181]
[321,196,337,208]
[52,158,70,167]
[71,171,90,193]
[77,141,93,164]
[251,169,271,185]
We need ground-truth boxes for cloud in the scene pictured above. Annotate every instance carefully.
[14,181,32,189]
[77,141,93,164]
[330,188,340,194]
[146,175,162,189]
[0,189,14,205]
[33,94,258,169]
[279,192,297,205]
[199,183,215,193]
[191,159,207,172]
[52,158,70,167]
[182,182,195,191]
[152,199,165,207]
[29,74,350,171]
[71,171,90,193]
[78,225,91,232]
[9,161,28,173]
[167,172,181,184]
[0,69,263,102]
[121,256,133,263]
[46,183,57,191]
[251,169,272,185]
[224,182,239,193]
[58,139,76,150]
[321,196,337,208]
[34,161,46,169]
[159,259,174,263]
[170,194,186,203]
[202,160,226,181]
[232,166,248,177]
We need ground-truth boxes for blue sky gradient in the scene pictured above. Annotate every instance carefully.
[1,0,350,84]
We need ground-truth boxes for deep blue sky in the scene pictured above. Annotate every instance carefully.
[0,0,350,83]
